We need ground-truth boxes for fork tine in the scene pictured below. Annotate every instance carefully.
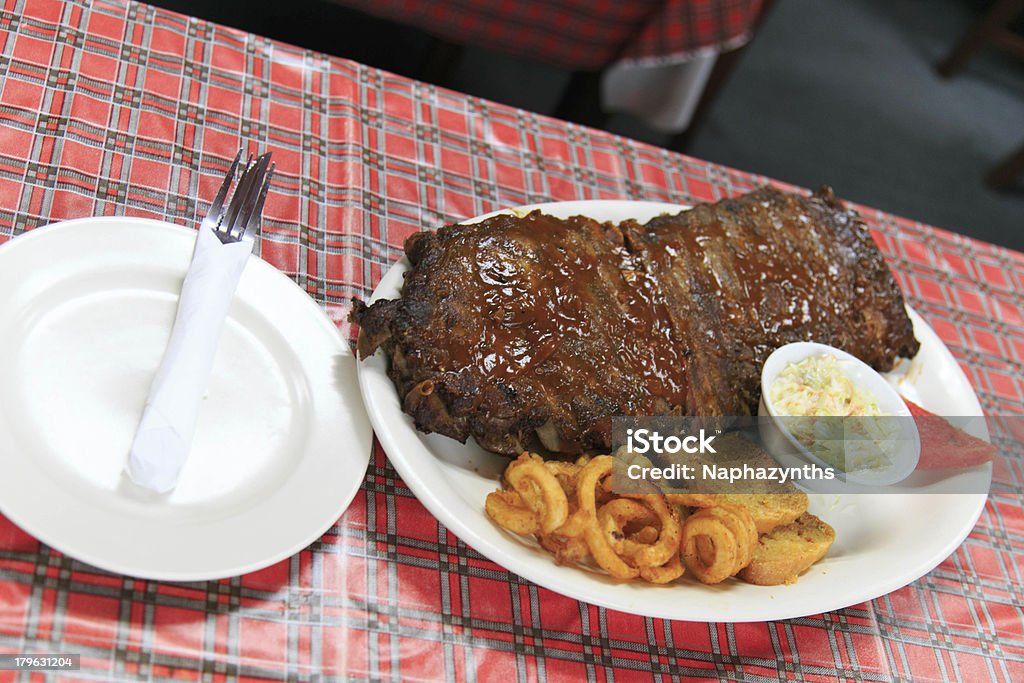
[242,161,275,239]
[220,153,264,237]
[208,149,242,221]
[220,153,254,231]
[226,153,272,240]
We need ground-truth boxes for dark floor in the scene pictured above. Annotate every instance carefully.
[151,0,1024,251]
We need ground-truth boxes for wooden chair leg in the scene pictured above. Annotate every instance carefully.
[667,46,744,152]
[420,39,464,87]
[937,0,1024,77]
[985,143,1024,191]
[668,0,778,152]
[553,70,609,130]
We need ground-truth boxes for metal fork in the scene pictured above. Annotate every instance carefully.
[205,150,275,245]
[125,149,276,492]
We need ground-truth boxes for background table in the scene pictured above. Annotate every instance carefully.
[325,0,766,133]
[0,0,1021,680]
[329,0,763,70]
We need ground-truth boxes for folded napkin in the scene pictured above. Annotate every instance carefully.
[126,226,253,492]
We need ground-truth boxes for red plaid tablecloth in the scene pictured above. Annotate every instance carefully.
[333,0,763,70]
[0,1,1021,681]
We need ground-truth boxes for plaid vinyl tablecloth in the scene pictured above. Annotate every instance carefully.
[0,1,1022,681]
[332,0,763,71]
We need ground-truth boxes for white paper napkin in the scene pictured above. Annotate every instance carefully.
[126,226,253,492]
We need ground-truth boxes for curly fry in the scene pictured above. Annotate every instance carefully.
[542,460,579,498]
[681,510,740,584]
[485,452,819,588]
[539,533,589,565]
[505,453,569,534]
[620,494,682,568]
[639,551,685,584]
[599,498,658,530]
[702,504,758,572]
[629,526,660,545]
[485,489,537,535]
[595,495,684,584]
[578,456,640,579]
[597,498,658,559]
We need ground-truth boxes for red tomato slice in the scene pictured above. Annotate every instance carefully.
[905,399,995,470]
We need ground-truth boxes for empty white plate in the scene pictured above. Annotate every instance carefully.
[0,217,371,581]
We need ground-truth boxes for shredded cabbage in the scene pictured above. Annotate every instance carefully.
[770,354,894,473]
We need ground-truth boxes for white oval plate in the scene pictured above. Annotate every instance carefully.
[0,217,372,581]
[357,200,989,622]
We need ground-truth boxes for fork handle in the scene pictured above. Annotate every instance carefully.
[127,226,253,492]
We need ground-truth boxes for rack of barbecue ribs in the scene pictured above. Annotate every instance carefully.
[352,186,920,456]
